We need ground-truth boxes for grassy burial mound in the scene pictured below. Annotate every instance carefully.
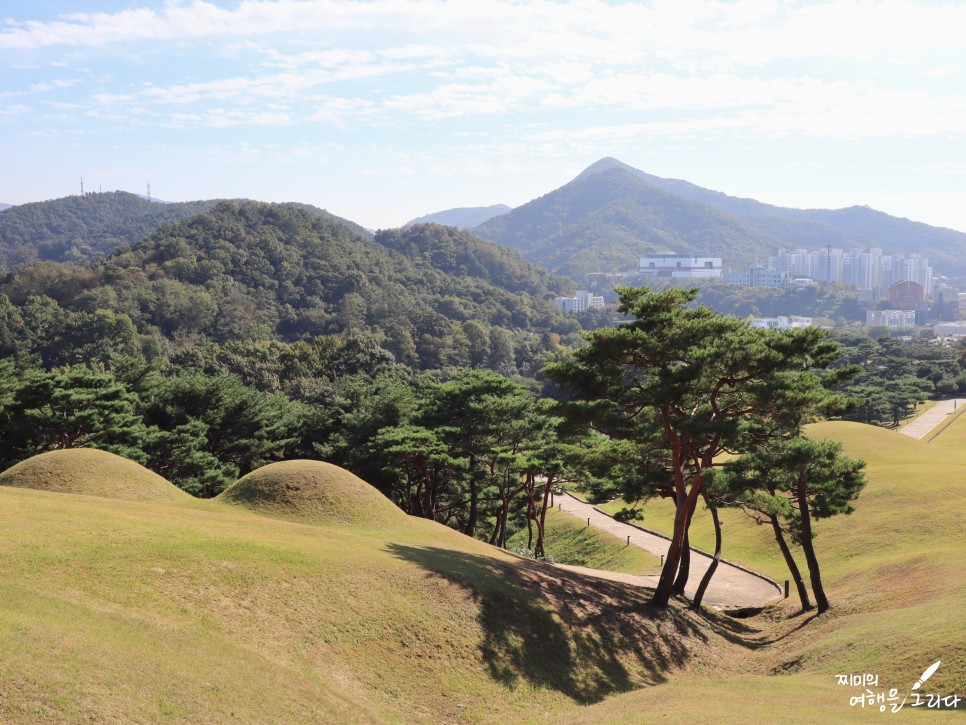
[0,473,733,724]
[216,459,407,528]
[0,448,190,502]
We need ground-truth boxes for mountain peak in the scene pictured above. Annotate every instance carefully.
[575,157,639,181]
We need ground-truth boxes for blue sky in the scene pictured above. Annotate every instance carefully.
[2,1,965,232]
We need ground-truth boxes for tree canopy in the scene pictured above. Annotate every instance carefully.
[546,286,854,609]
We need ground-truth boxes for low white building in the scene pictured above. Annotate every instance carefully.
[640,255,722,279]
[750,315,813,330]
[866,309,917,329]
[555,290,605,313]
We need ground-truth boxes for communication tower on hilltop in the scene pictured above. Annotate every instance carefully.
[147,183,151,202]
[80,177,84,195]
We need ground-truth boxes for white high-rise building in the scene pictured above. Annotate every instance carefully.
[767,247,931,295]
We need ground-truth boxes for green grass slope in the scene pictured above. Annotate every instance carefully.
[508,508,661,576]
[1,468,734,724]
[2,424,961,724]
[216,459,408,528]
[0,448,191,502]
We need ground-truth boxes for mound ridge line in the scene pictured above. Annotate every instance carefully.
[0,448,191,502]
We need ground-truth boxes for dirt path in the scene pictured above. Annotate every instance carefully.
[552,492,782,609]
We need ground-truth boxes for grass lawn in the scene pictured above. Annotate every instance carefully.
[507,508,661,575]
[1,428,962,724]
[0,451,729,723]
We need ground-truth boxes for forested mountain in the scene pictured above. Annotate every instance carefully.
[0,192,377,271]
[0,201,579,375]
[0,192,220,269]
[603,157,966,275]
[405,204,511,229]
[474,162,782,279]
[474,157,966,281]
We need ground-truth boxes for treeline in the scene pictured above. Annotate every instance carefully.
[696,283,866,323]
[0,192,218,268]
[0,353,567,553]
[830,328,966,425]
[0,201,583,377]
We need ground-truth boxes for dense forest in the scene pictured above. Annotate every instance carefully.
[0,201,581,375]
[696,282,867,323]
[0,192,219,268]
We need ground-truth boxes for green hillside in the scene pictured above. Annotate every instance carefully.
[507,507,661,576]
[2,415,962,723]
[0,192,218,269]
[0,201,578,373]
[475,158,966,282]
[0,458,727,724]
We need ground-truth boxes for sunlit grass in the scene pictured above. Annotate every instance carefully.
[1,421,963,724]
[507,508,661,575]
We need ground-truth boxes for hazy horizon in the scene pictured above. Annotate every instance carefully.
[2,1,965,233]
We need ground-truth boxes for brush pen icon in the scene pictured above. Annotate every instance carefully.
[912,660,941,691]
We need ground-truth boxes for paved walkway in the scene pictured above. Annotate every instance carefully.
[899,399,966,440]
[551,492,781,609]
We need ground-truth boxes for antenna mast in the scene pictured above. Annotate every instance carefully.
[80,177,84,195]
[147,183,151,202]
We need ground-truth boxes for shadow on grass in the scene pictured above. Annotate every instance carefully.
[386,544,707,704]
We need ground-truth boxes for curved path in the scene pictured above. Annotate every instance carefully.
[552,492,782,609]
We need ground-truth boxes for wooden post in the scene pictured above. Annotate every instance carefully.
[784,580,790,599]
[626,535,631,546]
[587,517,591,527]
[661,554,664,566]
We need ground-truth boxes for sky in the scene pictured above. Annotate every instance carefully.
[2,0,965,232]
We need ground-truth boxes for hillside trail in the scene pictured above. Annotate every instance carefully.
[550,492,782,610]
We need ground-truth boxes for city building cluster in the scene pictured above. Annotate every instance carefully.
[766,247,934,296]
[634,249,959,331]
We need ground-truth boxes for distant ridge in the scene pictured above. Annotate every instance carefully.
[0,192,374,268]
[0,191,220,268]
[0,203,11,211]
[405,204,511,229]
[473,157,966,280]
[475,161,781,279]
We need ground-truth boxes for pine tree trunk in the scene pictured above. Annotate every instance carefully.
[691,493,722,612]
[526,506,534,551]
[652,480,702,608]
[464,477,478,537]
[770,513,813,611]
[672,493,700,595]
[672,532,691,594]
[796,469,830,613]
[535,476,552,559]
